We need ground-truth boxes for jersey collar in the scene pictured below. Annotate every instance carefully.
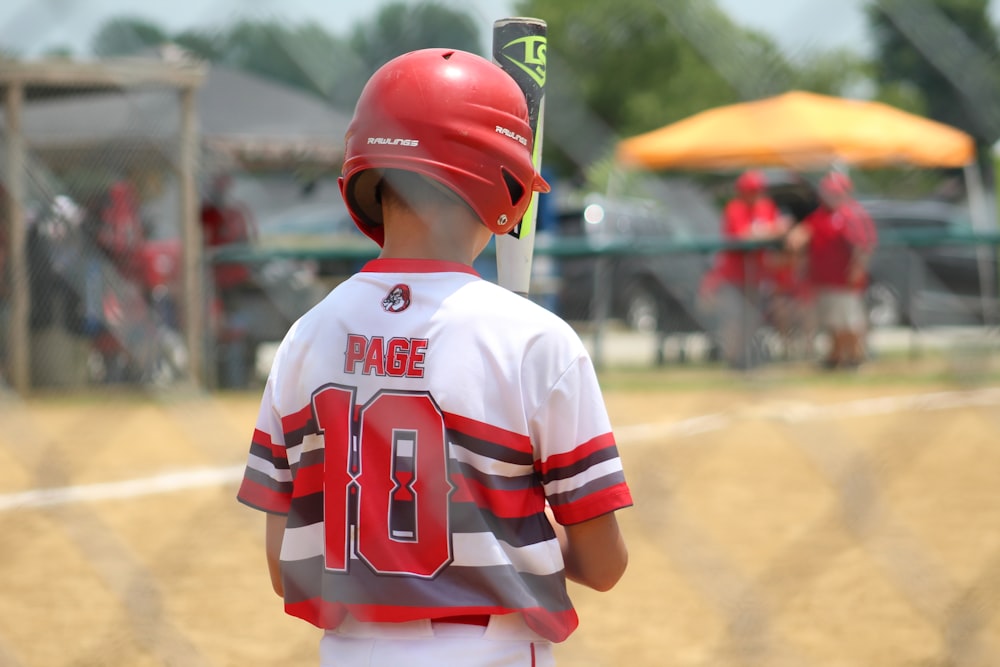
[361,258,480,276]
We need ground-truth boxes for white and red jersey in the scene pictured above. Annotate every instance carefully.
[237,258,633,643]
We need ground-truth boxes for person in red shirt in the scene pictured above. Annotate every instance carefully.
[201,173,255,291]
[700,170,790,368]
[786,171,877,369]
[200,173,258,387]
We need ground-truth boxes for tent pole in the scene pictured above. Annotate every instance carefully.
[962,160,997,325]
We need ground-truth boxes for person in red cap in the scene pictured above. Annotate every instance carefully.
[786,171,878,369]
[700,169,791,368]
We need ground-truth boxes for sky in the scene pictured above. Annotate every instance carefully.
[0,0,881,60]
[2,0,1000,65]
[0,0,514,56]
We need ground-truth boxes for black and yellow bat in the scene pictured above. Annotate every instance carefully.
[492,17,547,296]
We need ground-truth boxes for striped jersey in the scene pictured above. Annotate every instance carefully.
[237,258,633,643]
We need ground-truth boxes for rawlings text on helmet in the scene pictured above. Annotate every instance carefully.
[495,125,528,146]
[367,137,421,147]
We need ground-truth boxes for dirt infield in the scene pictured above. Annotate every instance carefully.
[2,362,999,666]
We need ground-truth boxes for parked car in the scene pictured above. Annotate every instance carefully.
[552,193,715,334]
[254,196,375,291]
[857,198,998,328]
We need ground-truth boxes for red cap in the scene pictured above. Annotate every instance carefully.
[735,170,766,195]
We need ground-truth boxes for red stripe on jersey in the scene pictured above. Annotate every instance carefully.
[292,461,323,497]
[285,599,578,643]
[553,482,634,526]
[523,607,578,644]
[449,474,474,503]
[349,603,511,623]
[285,598,348,630]
[252,428,287,464]
[536,432,616,475]
[461,475,546,519]
[445,411,532,456]
[281,404,314,434]
[237,477,291,514]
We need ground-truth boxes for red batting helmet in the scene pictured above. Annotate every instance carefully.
[735,170,766,195]
[339,48,550,245]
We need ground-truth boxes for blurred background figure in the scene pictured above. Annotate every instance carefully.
[700,169,791,369]
[201,172,257,388]
[0,185,8,383]
[786,171,878,370]
[97,178,145,279]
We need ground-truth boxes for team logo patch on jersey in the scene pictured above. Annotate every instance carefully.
[382,284,412,313]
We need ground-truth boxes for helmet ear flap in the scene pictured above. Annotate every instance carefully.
[501,167,551,207]
[491,167,551,234]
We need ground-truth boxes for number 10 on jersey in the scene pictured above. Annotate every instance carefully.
[313,385,456,578]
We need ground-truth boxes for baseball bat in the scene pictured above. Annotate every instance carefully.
[492,17,547,296]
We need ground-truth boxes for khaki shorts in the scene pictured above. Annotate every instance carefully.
[816,289,867,332]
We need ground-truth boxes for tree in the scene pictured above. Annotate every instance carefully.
[511,0,805,178]
[342,2,481,104]
[172,29,224,62]
[165,20,364,109]
[41,46,76,59]
[867,0,1000,144]
[91,17,169,57]
[789,48,873,97]
[86,3,482,113]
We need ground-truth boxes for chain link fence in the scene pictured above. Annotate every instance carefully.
[2,2,1000,666]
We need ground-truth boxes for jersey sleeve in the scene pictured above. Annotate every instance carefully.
[530,354,633,526]
[236,372,294,515]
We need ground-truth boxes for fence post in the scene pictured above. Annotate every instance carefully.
[963,161,998,325]
[178,85,204,388]
[590,255,612,370]
[4,82,29,394]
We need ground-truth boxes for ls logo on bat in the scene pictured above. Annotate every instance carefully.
[500,35,546,88]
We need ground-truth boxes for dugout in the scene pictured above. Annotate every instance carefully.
[0,56,207,394]
[0,49,354,393]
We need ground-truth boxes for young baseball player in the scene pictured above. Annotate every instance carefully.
[237,48,633,666]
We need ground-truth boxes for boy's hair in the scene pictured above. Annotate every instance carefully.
[377,170,470,214]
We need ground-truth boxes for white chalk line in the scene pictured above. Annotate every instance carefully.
[0,465,245,512]
[2,387,999,513]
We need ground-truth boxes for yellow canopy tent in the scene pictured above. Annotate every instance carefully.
[616,90,996,323]
[615,90,975,170]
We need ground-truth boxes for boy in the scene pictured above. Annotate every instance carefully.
[237,48,632,666]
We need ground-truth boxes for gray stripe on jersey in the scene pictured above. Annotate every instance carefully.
[281,555,573,612]
[545,470,628,508]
